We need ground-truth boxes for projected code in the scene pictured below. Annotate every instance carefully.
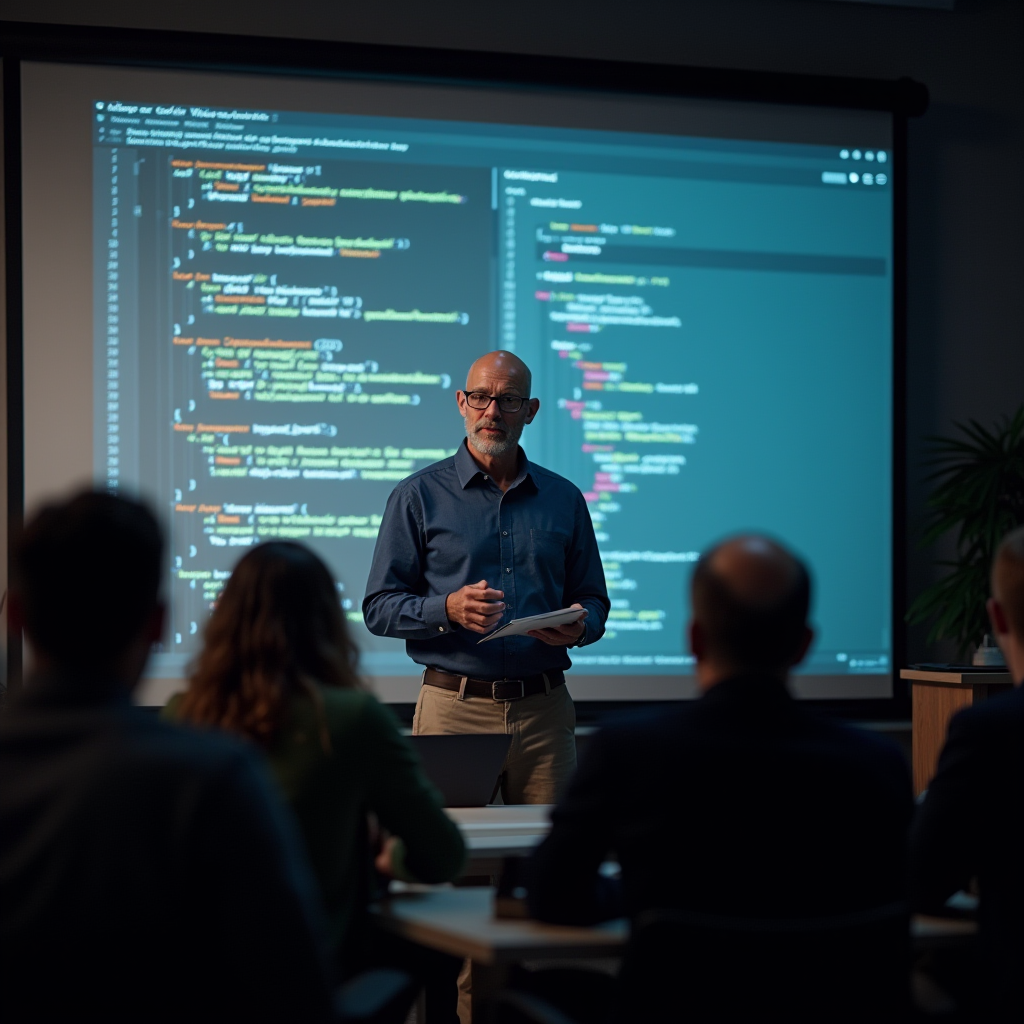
[502,177,701,667]
[96,127,491,658]
[93,100,894,679]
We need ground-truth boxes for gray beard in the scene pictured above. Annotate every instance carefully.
[467,418,523,457]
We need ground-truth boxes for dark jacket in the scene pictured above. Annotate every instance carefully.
[530,674,913,925]
[910,683,1024,1020]
[0,673,334,1024]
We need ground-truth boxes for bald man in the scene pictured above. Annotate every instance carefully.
[910,527,1024,1020]
[531,535,912,928]
[363,351,609,804]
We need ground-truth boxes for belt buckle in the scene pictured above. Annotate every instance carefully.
[493,678,525,701]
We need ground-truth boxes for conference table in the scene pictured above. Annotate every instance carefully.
[381,807,978,1021]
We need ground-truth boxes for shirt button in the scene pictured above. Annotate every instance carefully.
[502,531,508,536]
[438,626,445,632]
[505,568,511,573]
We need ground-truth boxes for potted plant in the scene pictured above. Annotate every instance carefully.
[907,404,1024,659]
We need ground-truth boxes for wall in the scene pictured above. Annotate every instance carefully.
[0,0,1021,663]
[0,64,6,690]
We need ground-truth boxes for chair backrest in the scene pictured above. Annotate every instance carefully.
[617,902,910,1024]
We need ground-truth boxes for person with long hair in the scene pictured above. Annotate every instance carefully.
[165,541,465,1021]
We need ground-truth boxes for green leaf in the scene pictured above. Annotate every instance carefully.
[908,403,1024,653]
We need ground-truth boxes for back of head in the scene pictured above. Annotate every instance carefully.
[993,525,1024,639]
[14,490,163,672]
[691,535,811,675]
[181,541,361,745]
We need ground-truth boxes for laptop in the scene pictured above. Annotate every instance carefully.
[409,733,512,807]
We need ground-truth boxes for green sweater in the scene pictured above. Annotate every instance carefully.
[164,688,465,952]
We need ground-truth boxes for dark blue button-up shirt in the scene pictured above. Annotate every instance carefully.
[363,441,609,680]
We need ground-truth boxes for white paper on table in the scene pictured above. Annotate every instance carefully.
[477,607,583,643]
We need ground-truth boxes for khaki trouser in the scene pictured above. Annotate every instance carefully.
[412,680,577,806]
[413,679,578,1023]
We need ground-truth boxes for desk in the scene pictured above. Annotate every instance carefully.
[446,805,552,877]
[902,669,1013,794]
[911,914,979,952]
[373,886,976,1020]
[373,886,625,1020]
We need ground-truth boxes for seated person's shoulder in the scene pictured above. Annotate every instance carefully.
[799,708,905,761]
[63,705,273,818]
[939,684,1024,767]
[319,685,387,723]
[587,703,698,762]
[140,703,259,773]
[159,694,256,757]
[318,686,403,744]
[952,681,1024,734]
[794,712,911,802]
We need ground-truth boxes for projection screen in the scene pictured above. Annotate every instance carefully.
[19,62,895,702]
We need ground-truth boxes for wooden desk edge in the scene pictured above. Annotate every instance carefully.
[901,669,1013,686]
[911,914,978,951]
[371,903,627,965]
[373,910,502,964]
[371,905,973,965]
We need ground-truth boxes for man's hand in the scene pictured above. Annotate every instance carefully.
[527,603,588,646]
[445,580,505,634]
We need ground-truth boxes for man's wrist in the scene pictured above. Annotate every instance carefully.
[443,593,459,631]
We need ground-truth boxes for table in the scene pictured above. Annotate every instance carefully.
[901,669,1013,794]
[373,886,976,1021]
[911,914,979,952]
[445,805,552,877]
[373,886,625,1020]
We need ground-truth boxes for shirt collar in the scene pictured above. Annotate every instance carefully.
[454,438,536,492]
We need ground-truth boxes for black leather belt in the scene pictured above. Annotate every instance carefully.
[422,666,565,701]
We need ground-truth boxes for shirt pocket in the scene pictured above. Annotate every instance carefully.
[528,529,570,592]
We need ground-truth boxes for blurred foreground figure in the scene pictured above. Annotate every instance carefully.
[532,534,912,922]
[0,492,334,1024]
[528,535,913,1021]
[911,526,1024,1021]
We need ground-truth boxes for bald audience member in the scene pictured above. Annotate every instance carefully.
[364,350,609,804]
[910,527,1024,1020]
[530,535,913,925]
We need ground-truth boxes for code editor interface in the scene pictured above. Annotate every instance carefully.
[93,99,893,684]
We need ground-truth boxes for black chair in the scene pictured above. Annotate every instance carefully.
[496,902,910,1024]
[335,969,419,1024]
[619,902,910,1023]
[494,990,581,1024]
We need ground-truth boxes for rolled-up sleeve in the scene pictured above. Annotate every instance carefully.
[566,491,610,647]
[362,484,453,640]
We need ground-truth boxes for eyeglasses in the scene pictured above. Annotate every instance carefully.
[463,391,527,414]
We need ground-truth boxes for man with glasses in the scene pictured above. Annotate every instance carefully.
[364,350,609,804]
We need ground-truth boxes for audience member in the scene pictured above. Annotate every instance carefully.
[0,492,334,1024]
[530,534,913,925]
[166,541,465,1023]
[910,526,1024,1020]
